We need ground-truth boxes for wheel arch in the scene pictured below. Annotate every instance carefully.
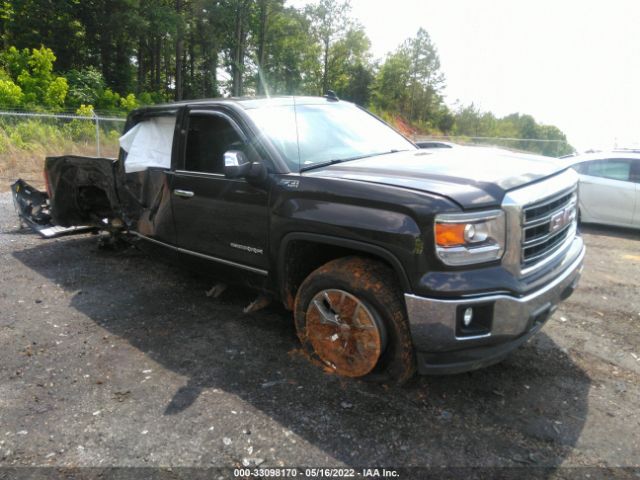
[277,232,412,310]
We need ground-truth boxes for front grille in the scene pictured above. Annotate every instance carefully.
[521,188,576,268]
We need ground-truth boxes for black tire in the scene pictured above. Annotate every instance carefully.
[294,256,416,385]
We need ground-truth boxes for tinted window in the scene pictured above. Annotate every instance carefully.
[581,159,632,182]
[632,159,640,183]
[184,114,242,173]
[572,162,589,174]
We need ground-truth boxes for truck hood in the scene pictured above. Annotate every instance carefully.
[303,147,568,209]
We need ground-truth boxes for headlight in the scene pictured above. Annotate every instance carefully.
[434,210,506,266]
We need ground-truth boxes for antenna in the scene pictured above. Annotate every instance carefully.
[324,90,339,102]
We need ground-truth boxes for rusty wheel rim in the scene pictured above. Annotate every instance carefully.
[305,289,387,377]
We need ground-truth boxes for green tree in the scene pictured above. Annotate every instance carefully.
[0,0,88,70]
[252,0,285,95]
[229,0,253,96]
[328,26,373,104]
[371,48,411,112]
[0,69,23,107]
[452,104,573,156]
[0,44,28,79]
[0,0,576,156]
[119,92,139,112]
[306,0,351,94]
[183,0,228,98]
[339,62,373,105]
[371,28,446,128]
[65,67,106,109]
[1,46,68,109]
[252,5,321,95]
[76,0,140,93]
[405,28,445,124]
[135,0,176,95]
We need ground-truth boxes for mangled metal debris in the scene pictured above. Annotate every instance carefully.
[11,179,93,238]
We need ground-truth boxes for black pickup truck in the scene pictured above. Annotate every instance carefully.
[12,96,584,384]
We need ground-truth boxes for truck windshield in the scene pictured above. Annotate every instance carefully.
[245,101,416,172]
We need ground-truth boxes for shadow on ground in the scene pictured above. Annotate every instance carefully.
[580,223,639,240]
[12,235,590,471]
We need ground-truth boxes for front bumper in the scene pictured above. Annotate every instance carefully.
[405,240,585,375]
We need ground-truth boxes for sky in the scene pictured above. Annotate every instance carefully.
[287,0,640,151]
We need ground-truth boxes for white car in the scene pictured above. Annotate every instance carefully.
[566,151,640,229]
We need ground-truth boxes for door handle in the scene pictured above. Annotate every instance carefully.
[173,189,194,198]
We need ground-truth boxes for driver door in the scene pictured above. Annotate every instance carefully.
[170,109,270,271]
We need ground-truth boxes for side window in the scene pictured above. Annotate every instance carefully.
[631,159,640,184]
[585,159,632,182]
[572,162,589,174]
[184,113,242,174]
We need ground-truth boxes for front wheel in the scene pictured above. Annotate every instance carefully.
[294,256,416,385]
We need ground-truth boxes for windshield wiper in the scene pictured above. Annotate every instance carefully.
[299,158,345,172]
[299,149,410,172]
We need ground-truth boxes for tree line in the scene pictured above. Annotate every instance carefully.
[0,0,573,155]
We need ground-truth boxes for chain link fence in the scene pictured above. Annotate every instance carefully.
[413,135,574,157]
[0,111,126,186]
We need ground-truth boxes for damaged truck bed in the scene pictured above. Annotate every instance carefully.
[11,96,585,384]
[12,178,88,238]
[12,155,121,238]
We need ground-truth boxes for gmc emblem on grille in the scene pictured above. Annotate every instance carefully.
[550,207,573,233]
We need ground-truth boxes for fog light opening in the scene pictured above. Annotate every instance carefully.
[456,303,494,338]
[463,307,473,326]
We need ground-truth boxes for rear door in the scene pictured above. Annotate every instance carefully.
[120,111,179,244]
[577,159,635,227]
[170,108,270,272]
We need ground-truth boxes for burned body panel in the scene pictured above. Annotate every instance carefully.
[11,179,94,238]
[45,155,121,227]
[11,179,50,226]
[121,169,176,244]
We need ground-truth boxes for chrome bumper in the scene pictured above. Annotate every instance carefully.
[405,238,585,374]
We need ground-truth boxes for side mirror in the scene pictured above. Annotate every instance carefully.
[224,150,251,179]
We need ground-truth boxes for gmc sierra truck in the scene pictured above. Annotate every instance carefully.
[12,96,584,384]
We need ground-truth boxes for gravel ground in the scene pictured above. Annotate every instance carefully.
[0,190,639,477]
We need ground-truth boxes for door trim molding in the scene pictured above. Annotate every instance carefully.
[130,231,269,276]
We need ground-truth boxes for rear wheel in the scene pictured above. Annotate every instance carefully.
[294,256,416,384]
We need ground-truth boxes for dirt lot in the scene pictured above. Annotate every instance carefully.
[0,190,639,478]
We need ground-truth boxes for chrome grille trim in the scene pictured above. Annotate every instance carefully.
[522,222,574,264]
[521,189,577,268]
[523,189,575,223]
[501,169,579,278]
[523,221,572,248]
